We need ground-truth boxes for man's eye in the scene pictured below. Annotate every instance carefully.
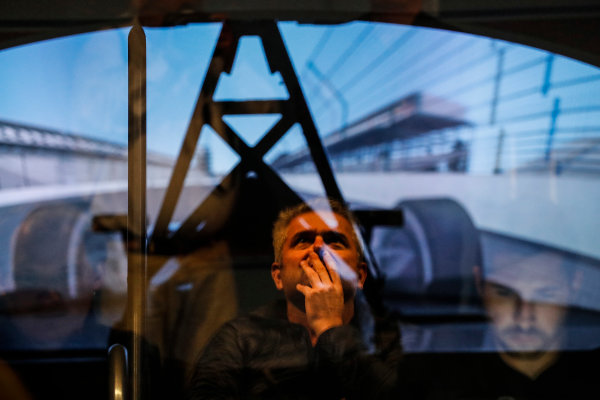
[487,284,516,298]
[494,287,516,298]
[327,241,345,249]
[535,287,567,303]
[323,233,348,248]
[292,235,314,247]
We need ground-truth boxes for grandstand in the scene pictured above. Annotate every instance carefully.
[272,92,470,173]
[271,86,600,176]
[0,119,175,189]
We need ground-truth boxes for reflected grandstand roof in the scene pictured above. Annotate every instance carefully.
[0,119,173,166]
[274,92,469,169]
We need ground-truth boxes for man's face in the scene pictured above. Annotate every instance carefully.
[271,211,366,312]
[482,253,571,356]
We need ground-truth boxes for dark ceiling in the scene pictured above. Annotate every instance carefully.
[0,1,599,65]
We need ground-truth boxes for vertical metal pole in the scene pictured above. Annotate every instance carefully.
[493,129,505,174]
[128,21,147,400]
[542,54,555,96]
[20,151,29,186]
[490,46,505,125]
[545,98,560,163]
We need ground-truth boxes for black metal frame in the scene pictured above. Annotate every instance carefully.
[147,20,344,253]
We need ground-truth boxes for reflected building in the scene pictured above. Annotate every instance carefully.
[272,92,470,173]
[0,119,175,189]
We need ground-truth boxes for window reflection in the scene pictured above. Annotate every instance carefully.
[1,202,125,350]
[0,17,598,400]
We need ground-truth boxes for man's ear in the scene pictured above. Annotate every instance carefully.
[357,261,367,289]
[271,262,283,291]
[473,265,483,296]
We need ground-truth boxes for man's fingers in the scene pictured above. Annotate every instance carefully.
[322,251,342,288]
[308,251,331,283]
[296,283,311,296]
[300,260,322,287]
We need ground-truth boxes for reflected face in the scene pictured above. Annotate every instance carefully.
[482,255,570,355]
[271,211,366,311]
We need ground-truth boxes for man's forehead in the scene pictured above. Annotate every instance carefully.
[485,252,569,292]
[288,210,351,233]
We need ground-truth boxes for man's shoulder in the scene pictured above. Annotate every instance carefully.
[209,299,293,342]
[249,299,288,320]
[546,347,600,379]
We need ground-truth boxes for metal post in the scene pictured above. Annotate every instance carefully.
[127,21,147,400]
[545,98,560,163]
[20,151,29,186]
[490,46,505,125]
[542,54,555,96]
[493,129,505,174]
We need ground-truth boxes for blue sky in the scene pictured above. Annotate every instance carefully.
[0,21,598,174]
[0,29,129,142]
[0,22,327,173]
[0,22,374,172]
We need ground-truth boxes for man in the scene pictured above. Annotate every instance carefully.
[400,235,599,399]
[187,198,400,400]
[270,198,367,346]
[476,244,576,379]
[462,237,598,399]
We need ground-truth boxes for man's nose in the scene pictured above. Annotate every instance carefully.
[514,298,537,327]
[311,235,325,251]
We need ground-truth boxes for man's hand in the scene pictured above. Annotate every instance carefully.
[296,249,345,339]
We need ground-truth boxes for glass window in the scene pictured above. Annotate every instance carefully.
[1,14,598,400]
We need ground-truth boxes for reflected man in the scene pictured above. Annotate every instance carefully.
[463,238,600,399]
[398,237,600,400]
[456,239,596,399]
[477,249,575,379]
[187,198,400,400]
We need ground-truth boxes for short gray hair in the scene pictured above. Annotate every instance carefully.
[271,198,364,264]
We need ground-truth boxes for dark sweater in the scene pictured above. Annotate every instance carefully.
[397,348,600,400]
[187,300,401,400]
